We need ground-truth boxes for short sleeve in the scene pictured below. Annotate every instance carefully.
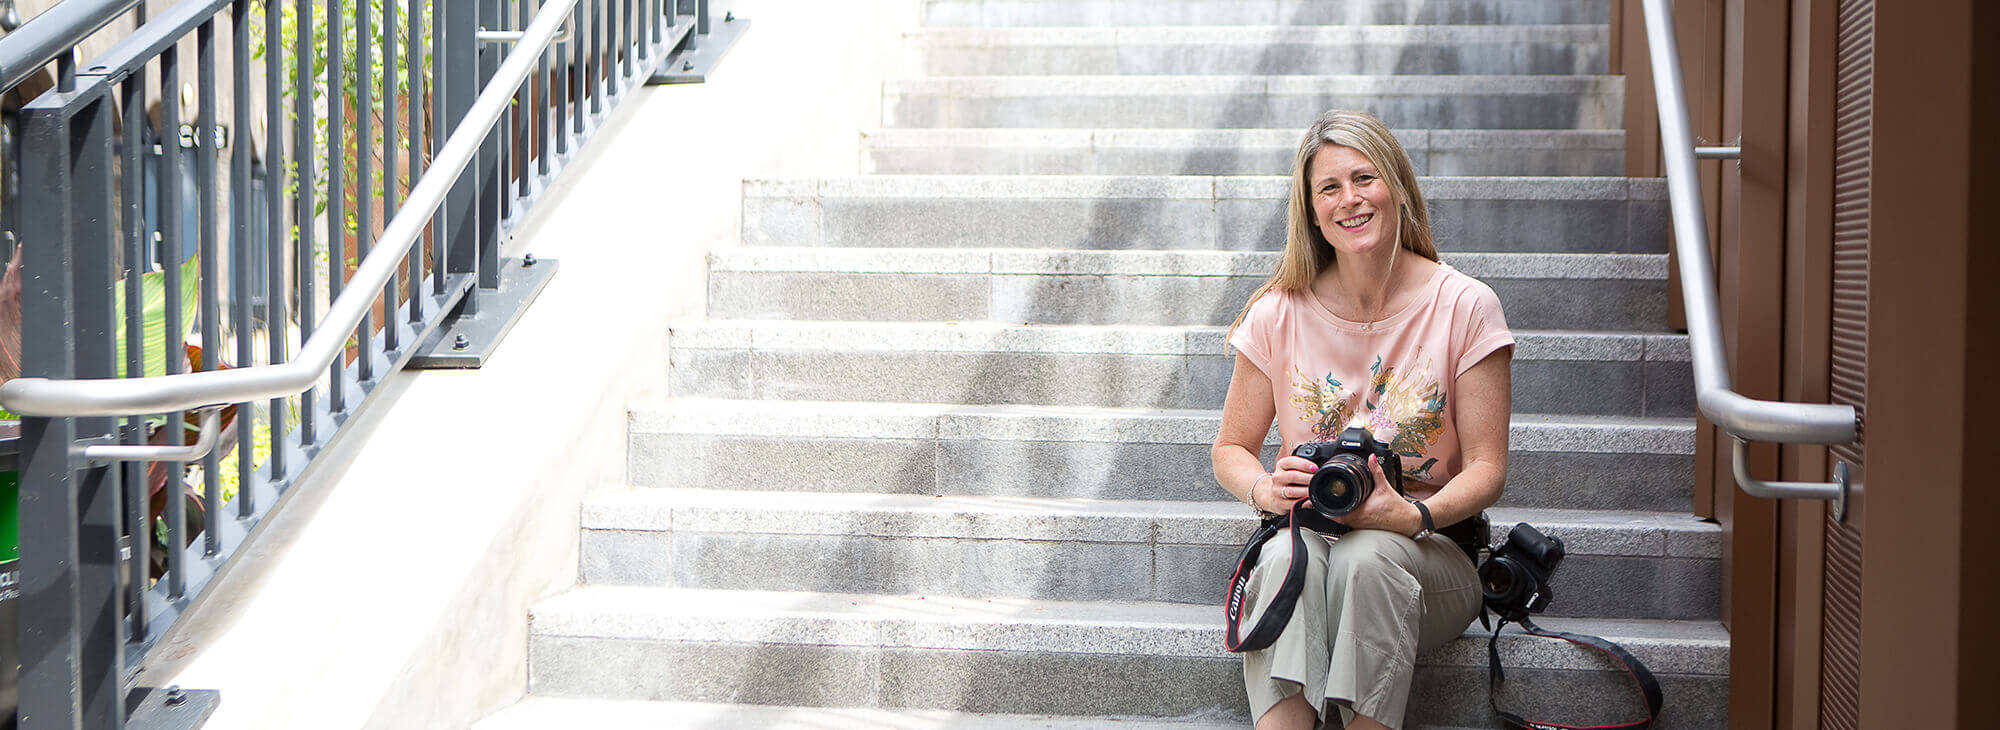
[1227,290,1279,378]
[1454,280,1515,379]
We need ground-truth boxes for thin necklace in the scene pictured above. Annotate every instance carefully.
[1362,248,1398,331]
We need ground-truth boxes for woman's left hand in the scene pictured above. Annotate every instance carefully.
[1330,454,1424,536]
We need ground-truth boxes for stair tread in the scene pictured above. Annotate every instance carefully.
[746,174,1663,200]
[861,127,1625,148]
[906,25,1610,43]
[531,586,1729,675]
[632,397,1692,448]
[476,698,1247,729]
[670,320,1688,363]
[584,487,1718,558]
[710,246,1665,279]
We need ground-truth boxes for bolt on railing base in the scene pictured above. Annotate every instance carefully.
[649,14,748,85]
[126,685,219,729]
[409,256,560,369]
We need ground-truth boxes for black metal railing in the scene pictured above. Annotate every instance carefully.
[0,0,739,726]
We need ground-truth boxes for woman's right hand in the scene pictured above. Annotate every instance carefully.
[1254,455,1321,514]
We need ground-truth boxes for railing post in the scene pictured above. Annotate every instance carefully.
[18,86,127,730]
[17,89,83,730]
[67,90,123,730]
[441,0,481,318]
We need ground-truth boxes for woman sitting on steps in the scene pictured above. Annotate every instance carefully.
[1212,109,1515,730]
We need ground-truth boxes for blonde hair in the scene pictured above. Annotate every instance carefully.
[1226,110,1439,341]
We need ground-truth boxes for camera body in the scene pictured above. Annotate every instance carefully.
[1479,522,1565,620]
[1290,425,1404,518]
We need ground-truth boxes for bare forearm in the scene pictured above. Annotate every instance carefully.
[1415,459,1505,529]
[1212,442,1268,505]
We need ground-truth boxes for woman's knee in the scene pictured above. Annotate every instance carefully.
[1324,529,1421,581]
[1254,529,1331,573]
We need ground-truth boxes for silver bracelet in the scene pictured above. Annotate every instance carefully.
[1246,473,1275,515]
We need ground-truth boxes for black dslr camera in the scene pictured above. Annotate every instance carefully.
[1479,523,1565,620]
[1290,425,1404,518]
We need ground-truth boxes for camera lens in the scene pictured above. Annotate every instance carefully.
[1480,557,1524,605]
[1308,454,1371,517]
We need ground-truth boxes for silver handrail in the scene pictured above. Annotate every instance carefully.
[0,0,577,419]
[1641,0,1857,519]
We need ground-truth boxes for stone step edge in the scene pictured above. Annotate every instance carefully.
[903,25,1609,44]
[629,398,1695,455]
[669,321,1691,363]
[745,175,1664,201]
[860,127,1626,150]
[475,697,1245,730]
[709,247,1665,280]
[529,586,1730,676]
[581,487,1718,559]
[883,75,1620,94]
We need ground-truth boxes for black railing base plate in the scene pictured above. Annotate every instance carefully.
[125,686,219,729]
[649,15,749,85]
[409,257,560,369]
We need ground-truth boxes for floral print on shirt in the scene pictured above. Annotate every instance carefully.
[1288,348,1448,483]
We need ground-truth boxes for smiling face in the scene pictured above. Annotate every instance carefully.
[1309,144,1400,260]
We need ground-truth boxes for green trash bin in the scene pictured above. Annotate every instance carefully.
[0,427,19,729]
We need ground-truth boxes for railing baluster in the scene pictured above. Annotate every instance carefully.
[357,0,376,383]
[383,0,402,352]
[161,43,189,599]
[432,0,448,298]
[295,0,319,448]
[571,0,583,132]
[198,15,223,557]
[118,71,149,638]
[263,0,288,496]
[327,0,347,418]
[588,0,600,114]
[519,0,532,198]
[232,0,257,533]
[536,0,550,178]
[409,0,428,317]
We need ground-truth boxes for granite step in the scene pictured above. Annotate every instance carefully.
[903,26,1608,76]
[528,587,1727,727]
[882,75,1622,130]
[628,399,1697,512]
[666,321,1695,417]
[860,128,1626,176]
[919,0,1612,28]
[475,698,1248,729]
[743,176,1666,254]
[707,247,1668,330]
[581,487,1720,620]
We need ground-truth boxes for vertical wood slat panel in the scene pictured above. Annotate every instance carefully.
[1821,0,1871,727]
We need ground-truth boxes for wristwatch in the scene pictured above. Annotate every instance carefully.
[1407,499,1435,541]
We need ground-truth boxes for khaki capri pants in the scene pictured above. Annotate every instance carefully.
[1240,528,1482,729]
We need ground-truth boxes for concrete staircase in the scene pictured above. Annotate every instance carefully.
[479,1,1729,727]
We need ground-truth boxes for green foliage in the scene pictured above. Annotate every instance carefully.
[111,256,204,379]
[249,0,436,233]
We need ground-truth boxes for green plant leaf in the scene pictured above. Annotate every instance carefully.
[111,255,204,379]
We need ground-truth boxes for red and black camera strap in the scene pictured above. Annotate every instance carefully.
[1222,502,1310,653]
[1486,614,1664,730]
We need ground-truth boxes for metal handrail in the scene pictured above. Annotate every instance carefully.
[0,0,577,419]
[1641,0,1857,519]
[0,0,141,91]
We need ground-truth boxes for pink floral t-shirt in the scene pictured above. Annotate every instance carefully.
[1228,262,1514,493]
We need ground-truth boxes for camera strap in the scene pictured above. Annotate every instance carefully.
[1223,501,1311,653]
[1486,614,1664,730]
